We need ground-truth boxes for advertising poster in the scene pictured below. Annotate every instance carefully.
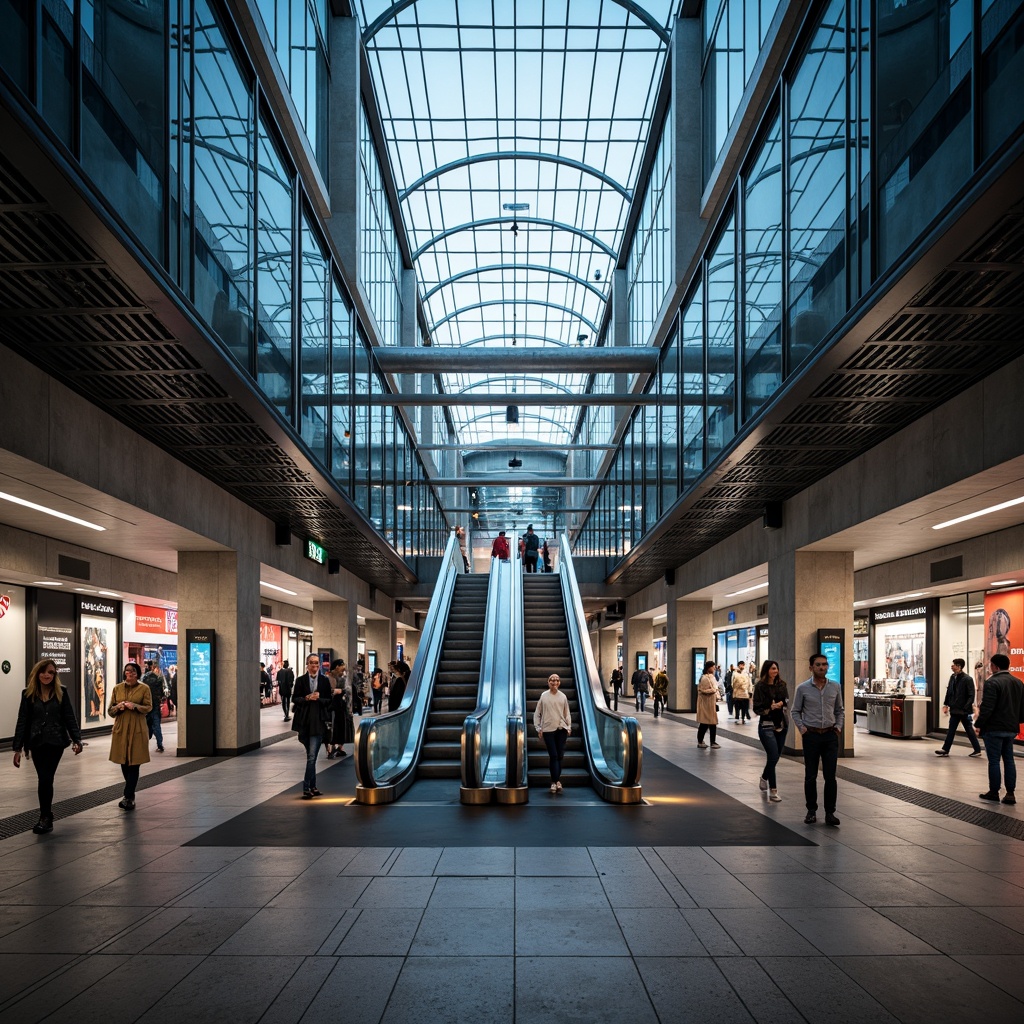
[189,641,212,705]
[983,588,1024,741]
[82,620,110,724]
[0,585,27,740]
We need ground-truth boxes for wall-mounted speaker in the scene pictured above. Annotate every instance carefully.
[395,600,403,614]
[664,567,675,587]
[763,502,783,530]
[328,558,340,575]
[274,522,291,546]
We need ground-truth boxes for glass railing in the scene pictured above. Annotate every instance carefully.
[353,530,461,803]
[460,536,524,802]
[559,535,643,802]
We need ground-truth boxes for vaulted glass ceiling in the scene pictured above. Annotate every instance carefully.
[356,0,676,527]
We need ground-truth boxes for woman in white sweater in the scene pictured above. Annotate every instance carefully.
[534,673,572,793]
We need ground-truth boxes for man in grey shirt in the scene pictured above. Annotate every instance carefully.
[791,653,844,826]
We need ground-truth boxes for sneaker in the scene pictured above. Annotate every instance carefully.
[117,798,135,811]
[550,784,557,793]
[556,782,563,792]
[969,750,983,757]
[804,812,817,824]
[769,790,782,802]
[934,750,949,756]
[710,743,721,749]
[825,812,841,826]
[980,791,1000,802]
[301,791,313,800]
[156,746,164,753]
[697,741,707,748]
[1003,792,1016,805]
[759,777,768,791]
[32,816,53,834]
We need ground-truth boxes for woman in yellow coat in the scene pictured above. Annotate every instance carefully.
[108,662,152,810]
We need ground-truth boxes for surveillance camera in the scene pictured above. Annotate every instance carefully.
[594,269,602,281]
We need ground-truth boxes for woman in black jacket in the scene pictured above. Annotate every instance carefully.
[12,658,83,834]
[752,660,789,803]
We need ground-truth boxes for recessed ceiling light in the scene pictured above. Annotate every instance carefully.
[991,580,1018,586]
[33,581,63,586]
[260,581,297,596]
[0,490,105,531]
[725,582,769,597]
[97,591,121,598]
[933,495,1024,530]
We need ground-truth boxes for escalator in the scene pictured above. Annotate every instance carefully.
[523,574,590,787]
[417,575,489,778]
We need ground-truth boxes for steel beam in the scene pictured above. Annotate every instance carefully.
[340,392,721,406]
[374,347,659,373]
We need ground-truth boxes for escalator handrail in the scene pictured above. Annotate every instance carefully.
[505,537,527,789]
[461,553,504,790]
[354,532,461,801]
[558,534,643,799]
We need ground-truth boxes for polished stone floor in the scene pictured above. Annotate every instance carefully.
[2,706,1022,1024]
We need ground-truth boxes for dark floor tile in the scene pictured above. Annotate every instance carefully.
[0,954,129,1024]
[820,871,956,907]
[640,956,756,1023]
[515,908,628,955]
[0,904,154,954]
[335,908,423,956]
[758,956,899,1023]
[952,954,1024,1002]
[296,957,404,1023]
[256,955,336,1024]
[711,956,804,1024]
[734,872,861,908]
[784,907,937,955]
[0,952,77,1003]
[410,907,513,956]
[877,906,1024,954]
[614,909,708,956]
[710,909,818,956]
[134,907,259,955]
[213,907,346,955]
[515,956,656,1023]
[383,956,513,1024]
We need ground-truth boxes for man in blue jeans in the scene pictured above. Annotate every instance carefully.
[791,653,844,826]
[975,653,1024,806]
[143,661,166,753]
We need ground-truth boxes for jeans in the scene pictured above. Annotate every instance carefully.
[941,713,981,753]
[982,732,1017,794]
[303,733,324,793]
[542,729,568,783]
[696,723,717,745]
[801,730,839,813]
[147,708,164,750]
[725,692,733,716]
[758,722,784,789]
[121,763,140,799]
[30,744,64,817]
[636,692,647,712]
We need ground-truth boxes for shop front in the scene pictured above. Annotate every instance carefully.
[863,600,933,737]
[0,582,28,741]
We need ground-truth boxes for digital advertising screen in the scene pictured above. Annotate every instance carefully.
[189,641,212,705]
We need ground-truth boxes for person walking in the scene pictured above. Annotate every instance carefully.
[108,662,152,811]
[631,665,651,712]
[276,660,295,721]
[142,661,166,752]
[731,661,752,723]
[696,661,721,749]
[370,666,385,713]
[541,539,552,573]
[292,653,332,799]
[753,659,789,802]
[652,667,669,718]
[12,658,84,834]
[791,653,844,826]
[935,658,982,757]
[975,653,1024,805]
[523,525,540,573]
[455,525,470,572]
[491,531,510,560]
[388,661,410,712]
[610,666,623,710]
[534,673,571,793]
[327,659,354,759]
[723,664,735,718]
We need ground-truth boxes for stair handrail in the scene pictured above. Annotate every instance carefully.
[558,533,643,802]
[354,531,462,803]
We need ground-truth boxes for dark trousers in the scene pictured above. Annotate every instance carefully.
[30,744,64,817]
[941,713,981,753]
[802,730,839,813]
[697,723,717,745]
[373,689,383,713]
[983,732,1018,794]
[524,554,538,573]
[542,729,568,782]
[734,697,750,722]
[611,687,620,710]
[280,691,292,719]
[147,708,164,750]
[757,722,786,789]
[120,763,141,799]
[653,694,665,717]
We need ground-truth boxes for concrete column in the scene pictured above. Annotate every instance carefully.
[769,549,855,755]
[327,15,360,280]
[623,615,654,698]
[669,599,713,712]
[346,602,360,674]
[402,628,420,667]
[177,550,261,755]
[364,616,392,670]
[313,599,349,668]
[599,627,620,687]
[672,15,703,283]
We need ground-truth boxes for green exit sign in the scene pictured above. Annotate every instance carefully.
[305,539,326,565]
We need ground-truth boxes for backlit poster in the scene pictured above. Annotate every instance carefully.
[0,585,27,740]
[82,619,110,723]
[189,641,212,705]
[983,588,1024,741]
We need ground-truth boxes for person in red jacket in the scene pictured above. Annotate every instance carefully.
[491,531,510,560]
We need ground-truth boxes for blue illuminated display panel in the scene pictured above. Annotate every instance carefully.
[189,642,212,705]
